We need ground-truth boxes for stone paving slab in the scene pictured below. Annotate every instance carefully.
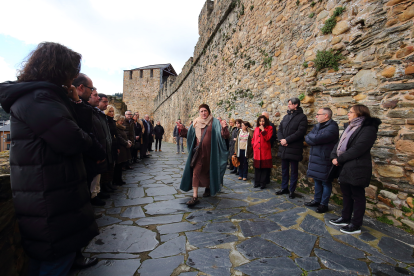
[138,255,184,276]
[74,143,414,276]
[85,225,158,253]
[148,236,186,259]
[236,257,303,276]
[187,248,232,276]
[77,259,141,276]
[136,214,183,226]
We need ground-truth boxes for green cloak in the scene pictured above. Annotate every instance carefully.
[180,118,228,196]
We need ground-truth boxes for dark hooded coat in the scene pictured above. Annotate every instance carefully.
[0,81,99,261]
[330,117,382,187]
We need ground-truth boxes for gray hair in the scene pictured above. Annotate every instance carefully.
[125,110,132,115]
[321,107,333,119]
[114,114,125,122]
[288,97,301,107]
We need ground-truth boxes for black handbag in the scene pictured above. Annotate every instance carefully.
[190,126,208,168]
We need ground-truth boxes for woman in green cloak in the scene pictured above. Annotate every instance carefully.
[177,104,230,206]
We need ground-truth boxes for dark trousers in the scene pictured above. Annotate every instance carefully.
[131,147,138,161]
[29,252,76,276]
[114,163,124,183]
[281,159,298,192]
[140,136,149,158]
[255,168,270,187]
[148,137,153,151]
[340,184,366,227]
[155,139,162,150]
[238,150,248,178]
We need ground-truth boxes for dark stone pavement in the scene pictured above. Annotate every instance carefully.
[70,142,414,276]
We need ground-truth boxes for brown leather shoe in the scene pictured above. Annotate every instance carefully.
[203,188,211,197]
[186,197,199,206]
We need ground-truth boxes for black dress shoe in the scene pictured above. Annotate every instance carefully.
[230,170,237,174]
[260,186,266,189]
[254,183,260,188]
[340,223,361,234]
[275,189,289,195]
[289,192,295,199]
[316,204,329,213]
[329,217,350,226]
[72,257,99,269]
[304,200,320,207]
[126,166,133,170]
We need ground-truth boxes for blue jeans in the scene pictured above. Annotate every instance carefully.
[176,137,184,152]
[281,159,298,192]
[314,179,332,206]
[238,150,248,178]
[29,252,76,276]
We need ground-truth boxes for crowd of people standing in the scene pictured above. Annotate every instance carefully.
[0,42,167,275]
[0,41,382,276]
[180,99,380,236]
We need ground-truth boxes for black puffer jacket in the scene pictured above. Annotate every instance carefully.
[0,81,99,261]
[330,117,382,187]
[305,119,339,181]
[154,125,165,139]
[277,107,308,161]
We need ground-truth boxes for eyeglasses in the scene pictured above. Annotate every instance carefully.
[348,111,355,114]
[316,114,326,116]
[83,85,96,91]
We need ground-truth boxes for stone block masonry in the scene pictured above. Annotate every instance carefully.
[151,0,414,228]
[123,68,162,118]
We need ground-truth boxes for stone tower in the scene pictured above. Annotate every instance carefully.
[123,64,177,118]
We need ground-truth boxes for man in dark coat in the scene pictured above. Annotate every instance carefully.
[141,115,152,158]
[133,112,144,161]
[304,108,339,213]
[0,81,99,269]
[123,110,135,167]
[73,75,108,207]
[173,119,185,154]
[97,93,117,193]
[276,98,308,199]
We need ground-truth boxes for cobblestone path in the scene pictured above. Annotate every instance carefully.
[70,143,414,276]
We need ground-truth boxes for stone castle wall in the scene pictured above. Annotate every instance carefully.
[123,69,161,117]
[153,0,414,226]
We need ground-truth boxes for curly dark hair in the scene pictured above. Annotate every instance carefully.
[17,42,81,86]
[256,115,269,128]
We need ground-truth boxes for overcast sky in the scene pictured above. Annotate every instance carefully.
[0,0,205,95]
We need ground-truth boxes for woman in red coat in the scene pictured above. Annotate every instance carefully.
[252,115,273,189]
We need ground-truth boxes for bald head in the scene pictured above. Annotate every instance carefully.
[262,111,269,119]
